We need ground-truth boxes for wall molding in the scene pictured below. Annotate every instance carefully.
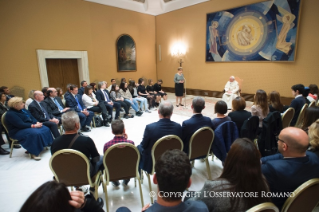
[36,49,90,87]
[162,87,294,106]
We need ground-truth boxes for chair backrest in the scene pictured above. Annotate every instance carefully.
[309,101,316,108]
[281,178,319,212]
[1,112,8,133]
[295,104,308,128]
[151,135,183,174]
[189,127,214,160]
[103,143,139,182]
[241,116,259,140]
[49,149,93,187]
[10,86,25,99]
[235,76,243,90]
[246,202,279,212]
[282,107,295,128]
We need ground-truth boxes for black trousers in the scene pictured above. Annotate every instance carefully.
[88,101,108,120]
[104,102,121,119]
[0,123,11,146]
[116,100,131,114]
[42,121,60,139]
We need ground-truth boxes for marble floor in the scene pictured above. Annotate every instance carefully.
[0,93,226,212]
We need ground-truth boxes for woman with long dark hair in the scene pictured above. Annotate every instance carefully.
[190,138,270,212]
[268,91,288,113]
[110,84,134,119]
[137,78,155,110]
[301,106,319,132]
[119,82,142,116]
[251,89,269,128]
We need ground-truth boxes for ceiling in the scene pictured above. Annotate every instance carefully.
[84,0,210,16]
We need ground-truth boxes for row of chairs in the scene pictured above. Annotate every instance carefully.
[246,178,319,212]
[50,127,215,211]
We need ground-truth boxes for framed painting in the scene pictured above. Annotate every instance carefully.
[116,34,137,71]
[206,0,302,62]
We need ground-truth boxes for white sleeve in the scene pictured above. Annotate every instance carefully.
[82,95,95,107]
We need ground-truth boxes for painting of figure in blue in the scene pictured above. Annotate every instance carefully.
[206,0,302,62]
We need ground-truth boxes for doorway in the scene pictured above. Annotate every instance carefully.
[46,59,80,90]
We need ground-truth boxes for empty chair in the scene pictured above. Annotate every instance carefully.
[281,178,319,212]
[49,149,102,199]
[102,143,144,212]
[142,135,183,204]
[294,104,308,128]
[246,202,279,212]
[282,108,295,128]
[188,127,214,180]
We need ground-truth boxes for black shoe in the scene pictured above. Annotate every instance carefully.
[123,179,130,186]
[136,111,142,116]
[129,114,134,118]
[0,147,9,155]
[176,105,179,107]
[103,120,110,127]
[112,181,120,187]
[81,127,90,132]
[123,114,129,119]
[10,144,21,149]
[96,197,104,208]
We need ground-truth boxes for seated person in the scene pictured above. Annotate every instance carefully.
[65,85,94,132]
[28,91,61,139]
[25,90,35,110]
[289,84,306,126]
[307,84,318,103]
[128,80,149,113]
[119,82,143,116]
[308,119,319,157]
[42,87,49,99]
[268,91,289,113]
[190,138,270,211]
[96,81,121,120]
[251,89,269,128]
[107,79,116,92]
[116,150,208,212]
[228,97,251,134]
[82,85,110,127]
[301,107,319,132]
[0,86,14,101]
[137,101,182,174]
[20,181,104,212]
[182,97,213,154]
[121,78,126,84]
[43,88,69,120]
[51,111,104,177]
[153,79,167,100]
[56,87,65,106]
[78,80,87,96]
[303,86,311,105]
[110,84,134,119]
[261,127,319,209]
[221,76,239,109]
[103,119,134,187]
[146,79,161,106]
[89,83,97,95]
[5,97,53,160]
[211,100,231,130]
[137,78,155,110]
[0,92,13,154]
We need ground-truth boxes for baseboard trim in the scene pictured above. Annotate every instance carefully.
[162,87,294,106]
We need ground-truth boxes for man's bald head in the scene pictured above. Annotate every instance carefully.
[279,127,309,155]
[33,90,45,102]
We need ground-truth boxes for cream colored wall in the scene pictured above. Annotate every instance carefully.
[0,0,156,98]
[155,0,319,97]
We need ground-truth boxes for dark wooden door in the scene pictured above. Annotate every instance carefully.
[46,59,80,90]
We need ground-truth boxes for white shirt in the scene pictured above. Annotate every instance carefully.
[295,94,302,99]
[25,98,33,110]
[224,80,239,94]
[82,93,98,108]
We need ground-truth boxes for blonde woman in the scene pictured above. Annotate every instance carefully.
[25,90,35,110]
[309,119,319,157]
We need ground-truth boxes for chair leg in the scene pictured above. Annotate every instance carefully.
[140,170,144,184]
[104,182,109,212]
[93,116,96,128]
[138,178,144,208]
[146,173,153,204]
[205,158,212,180]
[211,153,215,161]
[191,160,195,168]
[9,140,15,158]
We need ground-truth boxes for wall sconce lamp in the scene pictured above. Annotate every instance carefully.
[171,42,186,67]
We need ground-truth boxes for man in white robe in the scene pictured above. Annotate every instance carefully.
[222,76,239,109]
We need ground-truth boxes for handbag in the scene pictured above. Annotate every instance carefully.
[93,115,103,127]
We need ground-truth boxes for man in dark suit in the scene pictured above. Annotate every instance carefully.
[0,86,14,101]
[28,90,61,138]
[182,97,213,155]
[137,101,182,174]
[261,127,319,210]
[289,84,306,126]
[64,85,94,132]
[42,88,69,121]
[95,81,121,120]
[78,80,87,96]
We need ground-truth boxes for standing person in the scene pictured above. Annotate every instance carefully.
[221,76,239,110]
[289,84,306,126]
[137,78,155,110]
[268,91,289,113]
[251,89,269,128]
[82,85,110,127]
[0,86,14,101]
[110,84,134,119]
[78,81,88,96]
[119,82,143,116]
[153,79,167,101]
[146,79,161,107]
[103,119,135,186]
[128,80,149,113]
[174,67,185,107]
